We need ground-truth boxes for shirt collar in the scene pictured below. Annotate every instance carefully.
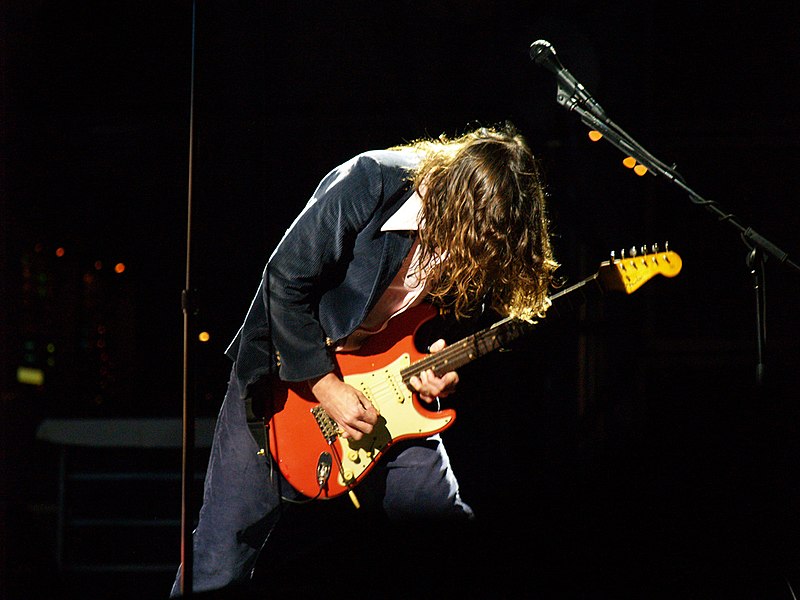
[381,191,422,232]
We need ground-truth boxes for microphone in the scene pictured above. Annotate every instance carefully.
[529,39,606,119]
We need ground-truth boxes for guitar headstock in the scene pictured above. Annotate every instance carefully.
[598,244,682,294]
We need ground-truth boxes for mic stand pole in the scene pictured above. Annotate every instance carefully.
[561,92,799,385]
[180,1,198,595]
[747,247,767,386]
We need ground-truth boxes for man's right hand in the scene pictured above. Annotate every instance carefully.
[308,372,379,441]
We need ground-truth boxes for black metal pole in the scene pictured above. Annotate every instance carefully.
[180,1,198,596]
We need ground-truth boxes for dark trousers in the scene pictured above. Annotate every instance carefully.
[170,367,473,597]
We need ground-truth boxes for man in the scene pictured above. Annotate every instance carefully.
[171,123,558,596]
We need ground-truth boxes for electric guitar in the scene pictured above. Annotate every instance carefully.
[267,247,683,502]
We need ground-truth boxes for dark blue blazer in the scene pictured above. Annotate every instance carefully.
[226,149,419,399]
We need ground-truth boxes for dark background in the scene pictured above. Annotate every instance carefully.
[3,1,800,598]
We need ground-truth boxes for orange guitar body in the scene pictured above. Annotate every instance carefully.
[267,303,456,499]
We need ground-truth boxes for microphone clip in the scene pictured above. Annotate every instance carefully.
[556,81,606,120]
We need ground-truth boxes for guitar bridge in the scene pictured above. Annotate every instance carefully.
[311,406,339,443]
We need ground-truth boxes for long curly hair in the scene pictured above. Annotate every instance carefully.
[398,123,558,320]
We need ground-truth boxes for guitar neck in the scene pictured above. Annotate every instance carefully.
[400,272,603,384]
[399,248,682,384]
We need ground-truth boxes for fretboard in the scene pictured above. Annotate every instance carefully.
[400,272,603,384]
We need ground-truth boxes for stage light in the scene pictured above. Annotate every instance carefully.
[198,331,210,343]
[622,156,636,169]
[588,130,602,142]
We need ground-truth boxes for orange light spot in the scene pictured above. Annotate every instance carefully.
[198,331,211,343]
[55,247,66,257]
[622,157,637,169]
[114,262,126,274]
[633,164,648,176]
[588,130,603,142]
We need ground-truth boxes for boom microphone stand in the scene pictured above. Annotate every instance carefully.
[529,39,800,386]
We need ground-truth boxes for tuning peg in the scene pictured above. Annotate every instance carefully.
[630,246,637,258]
[615,249,628,270]
[651,243,659,253]
[610,249,616,262]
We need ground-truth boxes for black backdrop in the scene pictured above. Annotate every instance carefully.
[3,2,800,598]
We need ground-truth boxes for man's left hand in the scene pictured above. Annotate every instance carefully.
[408,338,459,404]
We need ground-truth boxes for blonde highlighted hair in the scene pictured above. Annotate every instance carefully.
[397,123,558,319]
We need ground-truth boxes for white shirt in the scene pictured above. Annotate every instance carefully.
[336,192,433,351]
